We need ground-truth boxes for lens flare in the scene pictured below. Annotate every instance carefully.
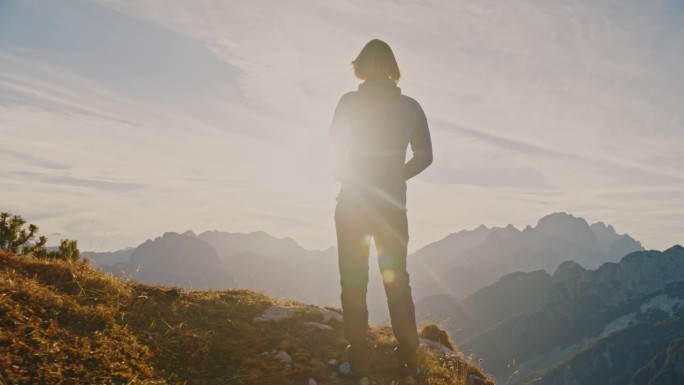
[382,269,395,283]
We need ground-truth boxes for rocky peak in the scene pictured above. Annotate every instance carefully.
[553,260,586,281]
[590,221,616,251]
[535,212,591,237]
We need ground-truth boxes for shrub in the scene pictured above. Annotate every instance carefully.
[47,239,81,262]
[0,211,80,262]
[0,211,47,255]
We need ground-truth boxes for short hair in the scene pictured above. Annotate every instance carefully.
[352,39,401,83]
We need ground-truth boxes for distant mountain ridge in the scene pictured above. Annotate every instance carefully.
[82,247,134,267]
[111,232,234,290]
[197,230,305,257]
[197,230,338,305]
[87,212,645,323]
[97,229,339,305]
[409,212,644,300]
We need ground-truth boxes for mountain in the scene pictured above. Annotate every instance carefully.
[521,311,684,385]
[438,245,684,384]
[82,247,134,267]
[214,249,339,304]
[416,269,554,344]
[96,230,342,307]
[409,212,643,300]
[111,232,235,290]
[85,212,643,323]
[197,230,305,257]
[630,337,684,385]
[0,251,495,385]
[196,230,340,305]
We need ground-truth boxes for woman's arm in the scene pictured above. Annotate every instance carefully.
[405,102,433,180]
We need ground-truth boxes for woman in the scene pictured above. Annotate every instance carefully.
[330,39,433,385]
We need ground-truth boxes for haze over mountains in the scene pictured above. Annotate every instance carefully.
[86,213,643,320]
[127,232,235,290]
[88,229,339,305]
[409,212,643,300]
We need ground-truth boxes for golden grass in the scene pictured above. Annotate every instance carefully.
[0,252,495,385]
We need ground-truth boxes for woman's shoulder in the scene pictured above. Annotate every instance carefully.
[335,91,360,107]
[339,90,359,100]
[398,94,423,109]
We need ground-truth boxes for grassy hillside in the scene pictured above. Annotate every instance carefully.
[0,252,495,385]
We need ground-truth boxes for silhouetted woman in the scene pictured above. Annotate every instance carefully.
[330,39,433,385]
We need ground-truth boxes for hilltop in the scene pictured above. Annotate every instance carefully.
[0,251,494,385]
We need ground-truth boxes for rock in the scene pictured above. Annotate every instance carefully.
[419,337,454,355]
[468,374,487,384]
[339,361,351,375]
[308,378,317,385]
[320,308,343,322]
[273,350,292,365]
[327,359,338,366]
[305,321,334,331]
[253,306,296,322]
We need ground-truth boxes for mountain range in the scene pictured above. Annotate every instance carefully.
[85,212,645,322]
[416,245,684,384]
[88,229,340,305]
[409,212,643,300]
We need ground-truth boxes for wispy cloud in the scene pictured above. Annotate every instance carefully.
[7,172,143,193]
[0,0,682,251]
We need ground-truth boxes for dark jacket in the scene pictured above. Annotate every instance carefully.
[330,78,433,210]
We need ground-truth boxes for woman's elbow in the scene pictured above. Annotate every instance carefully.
[424,152,433,168]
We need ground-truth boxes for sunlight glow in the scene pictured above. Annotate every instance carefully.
[382,269,395,284]
[0,0,682,251]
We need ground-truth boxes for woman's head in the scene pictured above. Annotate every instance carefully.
[352,39,401,83]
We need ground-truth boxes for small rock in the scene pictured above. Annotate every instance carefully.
[308,378,317,385]
[419,337,455,355]
[339,361,351,375]
[254,306,296,322]
[273,350,292,365]
[327,359,338,366]
[304,321,334,331]
[321,308,343,322]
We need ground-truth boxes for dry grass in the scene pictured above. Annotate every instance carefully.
[0,252,495,385]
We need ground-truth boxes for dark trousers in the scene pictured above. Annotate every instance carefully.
[335,202,419,377]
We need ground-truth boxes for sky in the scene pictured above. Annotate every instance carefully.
[1,0,683,253]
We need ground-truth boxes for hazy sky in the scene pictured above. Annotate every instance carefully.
[1,0,682,252]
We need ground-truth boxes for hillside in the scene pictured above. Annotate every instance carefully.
[521,313,684,385]
[415,269,554,345]
[427,245,684,384]
[0,252,495,385]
